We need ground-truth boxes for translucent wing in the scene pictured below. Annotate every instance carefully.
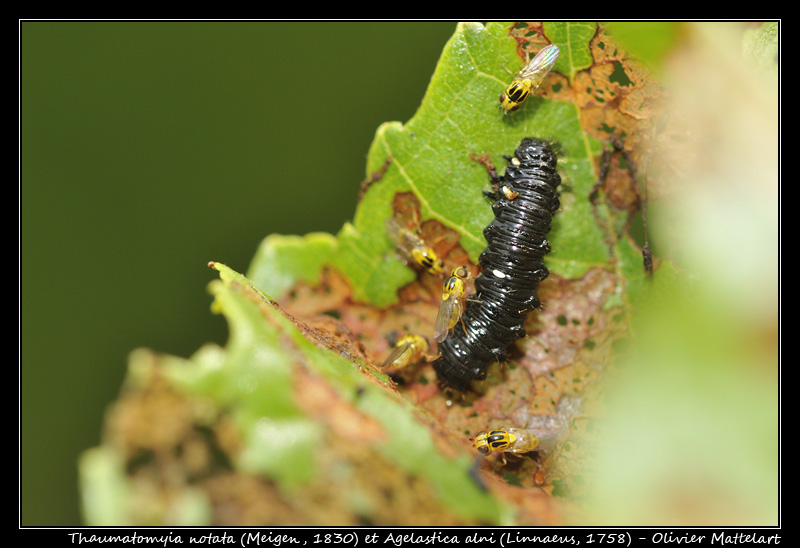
[386,217,444,276]
[516,44,559,89]
[434,267,468,343]
[386,217,421,259]
[500,44,560,113]
[434,292,461,343]
[380,334,428,368]
[380,339,414,368]
[505,428,541,454]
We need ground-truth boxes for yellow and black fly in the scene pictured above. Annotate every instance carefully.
[386,217,445,277]
[471,428,541,464]
[499,44,560,113]
[380,334,431,369]
[433,266,470,343]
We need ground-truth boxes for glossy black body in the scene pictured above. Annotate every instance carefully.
[432,138,561,390]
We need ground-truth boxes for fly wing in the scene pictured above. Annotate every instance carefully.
[434,296,462,343]
[506,428,541,453]
[380,340,412,368]
[386,217,420,255]
[517,44,559,89]
[433,295,456,343]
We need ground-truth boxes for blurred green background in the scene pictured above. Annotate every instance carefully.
[20,21,456,526]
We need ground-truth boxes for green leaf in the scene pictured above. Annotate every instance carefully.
[82,260,510,524]
[249,21,609,306]
[204,262,506,519]
[248,232,337,300]
[544,21,597,83]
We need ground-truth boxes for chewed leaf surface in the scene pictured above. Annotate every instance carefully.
[250,22,613,307]
[243,21,679,497]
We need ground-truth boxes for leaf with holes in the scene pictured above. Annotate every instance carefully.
[249,22,612,306]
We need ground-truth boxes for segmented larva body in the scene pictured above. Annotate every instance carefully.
[432,138,561,391]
